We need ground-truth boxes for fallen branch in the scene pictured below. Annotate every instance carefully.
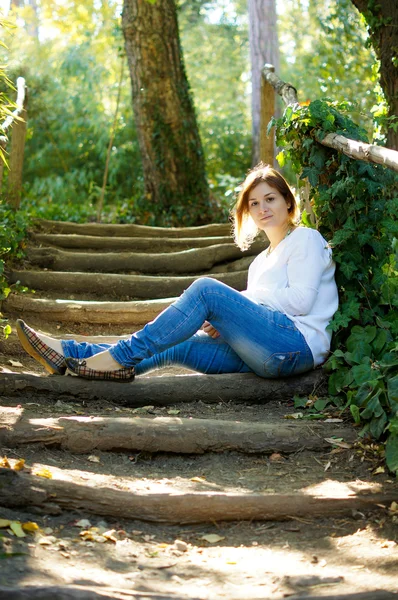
[8,270,248,299]
[0,413,356,454]
[0,370,324,406]
[35,219,231,239]
[0,468,395,524]
[262,64,398,173]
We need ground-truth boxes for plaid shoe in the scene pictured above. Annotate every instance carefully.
[65,357,135,383]
[16,319,66,375]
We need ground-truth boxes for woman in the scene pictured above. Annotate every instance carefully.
[17,164,338,382]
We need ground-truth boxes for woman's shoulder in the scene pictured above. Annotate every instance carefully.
[290,227,333,259]
[292,226,330,246]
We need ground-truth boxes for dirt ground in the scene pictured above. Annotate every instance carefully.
[1,319,398,599]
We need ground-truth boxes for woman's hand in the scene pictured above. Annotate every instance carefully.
[202,320,220,339]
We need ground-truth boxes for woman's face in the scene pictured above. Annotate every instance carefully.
[247,181,291,233]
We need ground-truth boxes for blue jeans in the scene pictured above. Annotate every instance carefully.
[61,277,314,378]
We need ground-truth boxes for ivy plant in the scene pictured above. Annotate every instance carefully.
[270,99,398,473]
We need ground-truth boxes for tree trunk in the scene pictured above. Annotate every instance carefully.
[121,0,210,225]
[248,0,279,165]
[350,0,398,149]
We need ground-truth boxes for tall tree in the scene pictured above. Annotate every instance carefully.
[121,0,211,226]
[350,0,398,149]
[247,0,279,165]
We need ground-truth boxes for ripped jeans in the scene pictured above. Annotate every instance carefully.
[61,277,314,378]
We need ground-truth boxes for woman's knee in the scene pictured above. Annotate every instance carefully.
[187,277,223,296]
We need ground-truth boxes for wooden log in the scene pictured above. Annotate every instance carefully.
[2,295,174,325]
[0,413,356,454]
[32,233,234,253]
[0,370,325,406]
[0,589,394,600]
[321,132,398,173]
[35,219,231,238]
[26,242,262,274]
[8,270,248,299]
[210,256,254,273]
[0,586,189,600]
[0,468,396,524]
[262,64,398,174]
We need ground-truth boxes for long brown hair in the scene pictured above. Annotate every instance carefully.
[233,163,300,250]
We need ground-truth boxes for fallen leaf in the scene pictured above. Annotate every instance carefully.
[22,522,39,533]
[34,468,52,479]
[284,412,303,419]
[10,522,26,538]
[0,520,11,528]
[389,502,398,514]
[87,455,100,463]
[191,476,206,483]
[0,457,11,469]
[8,360,23,368]
[269,453,284,462]
[373,466,385,475]
[13,459,25,471]
[324,461,332,471]
[38,536,57,545]
[102,529,117,541]
[324,438,352,449]
[200,534,225,544]
[324,418,343,423]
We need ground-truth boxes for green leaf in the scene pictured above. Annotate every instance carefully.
[350,404,361,425]
[388,417,398,436]
[351,363,374,386]
[314,397,331,411]
[369,412,388,439]
[293,395,308,408]
[387,375,398,405]
[385,434,398,474]
[360,389,384,419]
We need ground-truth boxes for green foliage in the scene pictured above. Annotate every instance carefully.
[271,99,398,474]
[0,202,30,338]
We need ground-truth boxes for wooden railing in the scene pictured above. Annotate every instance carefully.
[0,77,28,209]
[260,64,398,174]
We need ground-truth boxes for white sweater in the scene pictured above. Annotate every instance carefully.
[242,227,338,366]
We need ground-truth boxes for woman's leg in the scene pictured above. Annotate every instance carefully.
[135,331,252,375]
[62,277,314,378]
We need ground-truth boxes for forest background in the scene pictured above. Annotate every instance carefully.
[0,0,384,226]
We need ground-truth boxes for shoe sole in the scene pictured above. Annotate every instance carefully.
[16,320,59,375]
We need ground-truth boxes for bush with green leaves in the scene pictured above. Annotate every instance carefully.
[270,99,398,473]
[0,202,30,337]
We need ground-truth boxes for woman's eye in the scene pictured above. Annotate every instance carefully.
[267,197,275,202]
